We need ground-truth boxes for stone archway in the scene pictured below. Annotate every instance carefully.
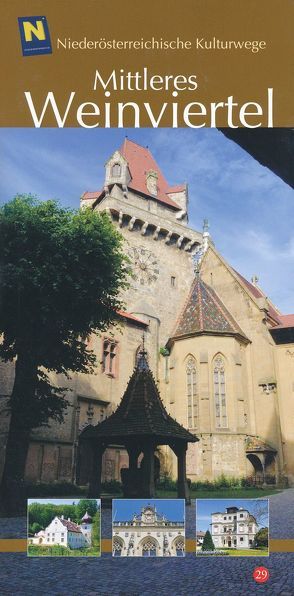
[113,536,125,557]
[246,452,277,485]
[139,536,160,557]
[247,453,263,481]
[172,535,185,557]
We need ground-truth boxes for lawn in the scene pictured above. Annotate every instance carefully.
[197,548,268,557]
[157,487,280,499]
[224,548,269,557]
[28,544,100,557]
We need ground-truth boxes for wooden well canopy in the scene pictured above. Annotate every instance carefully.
[79,349,198,502]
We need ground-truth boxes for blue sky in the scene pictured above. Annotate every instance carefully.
[0,128,293,313]
[112,499,185,522]
[196,499,269,532]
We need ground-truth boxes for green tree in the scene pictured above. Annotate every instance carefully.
[0,195,128,514]
[76,499,98,521]
[91,510,101,551]
[29,522,43,536]
[254,527,269,548]
[201,530,215,551]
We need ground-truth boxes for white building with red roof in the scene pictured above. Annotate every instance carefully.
[43,512,93,549]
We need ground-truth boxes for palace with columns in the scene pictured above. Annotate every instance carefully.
[1,138,294,488]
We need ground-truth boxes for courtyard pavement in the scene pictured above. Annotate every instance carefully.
[0,489,293,595]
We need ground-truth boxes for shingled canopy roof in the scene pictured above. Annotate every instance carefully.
[245,436,277,454]
[80,351,197,445]
[169,274,249,344]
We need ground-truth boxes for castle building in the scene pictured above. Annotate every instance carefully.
[1,138,294,487]
[112,504,185,557]
[33,512,93,549]
[211,506,257,549]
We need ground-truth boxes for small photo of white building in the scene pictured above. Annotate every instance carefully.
[112,499,185,557]
[196,499,269,557]
[28,499,100,556]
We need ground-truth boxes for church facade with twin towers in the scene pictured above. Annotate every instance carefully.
[2,138,293,488]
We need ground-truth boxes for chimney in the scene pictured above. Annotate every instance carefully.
[68,517,71,521]
[61,515,64,520]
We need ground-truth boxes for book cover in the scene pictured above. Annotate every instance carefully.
[0,1,293,593]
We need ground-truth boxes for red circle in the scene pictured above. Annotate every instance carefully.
[253,566,270,583]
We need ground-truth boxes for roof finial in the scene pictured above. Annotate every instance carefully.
[192,218,210,275]
[137,332,149,371]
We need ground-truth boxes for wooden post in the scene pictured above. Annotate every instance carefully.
[142,443,155,497]
[127,445,140,472]
[88,441,105,497]
[171,442,190,504]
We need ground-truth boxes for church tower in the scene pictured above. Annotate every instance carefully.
[80,511,92,545]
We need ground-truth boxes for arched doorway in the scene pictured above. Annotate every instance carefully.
[139,536,159,557]
[172,536,185,557]
[113,536,124,557]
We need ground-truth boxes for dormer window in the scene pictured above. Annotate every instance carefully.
[146,170,158,196]
[112,163,121,177]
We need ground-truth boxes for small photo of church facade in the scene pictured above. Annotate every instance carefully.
[112,499,185,557]
[196,498,269,556]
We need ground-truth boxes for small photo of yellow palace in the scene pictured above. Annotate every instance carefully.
[112,500,185,557]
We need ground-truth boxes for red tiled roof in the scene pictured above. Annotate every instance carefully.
[167,184,186,193]
[119,139,182,209]
[117,310,149,327]
[81,190,102,200]
[232,269,281,323]
[81,140,185,209]
[273,314,294,329]
[59,518,82,533]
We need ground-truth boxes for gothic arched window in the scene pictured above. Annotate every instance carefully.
[213,355,227,428]
[174,536,185,557]
[141,537,158,557]
[186,357,198,429]
[113,536,124,557]
[112,163,121,177]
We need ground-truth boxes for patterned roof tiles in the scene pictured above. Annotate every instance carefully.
[172,274,248,341]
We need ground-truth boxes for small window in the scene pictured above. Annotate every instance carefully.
[61,537,64,542]
[240,513,243,518]
[171,276,176,287]
[240,537,243,542]
[112,163,121,177]
[102,338,118,376]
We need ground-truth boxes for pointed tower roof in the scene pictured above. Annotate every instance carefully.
[82,139,185,210]
[119,138,183,209]
[170,274,249,343]
[80,350,197,445]
[81,511,92,523]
